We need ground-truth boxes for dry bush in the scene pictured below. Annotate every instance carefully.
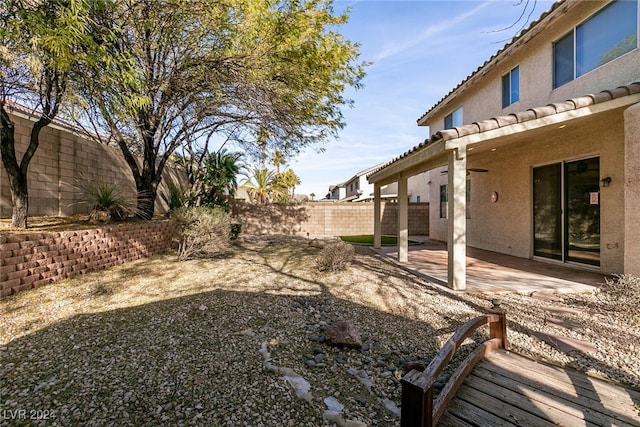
[316,241,355,272]
[595,274,640,326]
[171,207,231,260]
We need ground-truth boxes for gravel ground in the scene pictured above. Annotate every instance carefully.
[1,235,638,426]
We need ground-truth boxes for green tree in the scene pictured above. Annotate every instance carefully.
[0,0,95,228]
[202,149,243,208]
[271,150,286,174]
[274,168,301,199]
[76,0,365,220]
[241,167,279,205]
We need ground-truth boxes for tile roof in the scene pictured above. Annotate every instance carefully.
[416,0,570,125]
[369,82,640,178]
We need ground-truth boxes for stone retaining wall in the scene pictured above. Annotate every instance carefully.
[0,221,177,298]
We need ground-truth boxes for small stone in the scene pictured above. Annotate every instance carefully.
[308,334,321,342]
[402,360,427,373]
[313,347,323,355]
[314,353,324,363]
[305,359,317,367]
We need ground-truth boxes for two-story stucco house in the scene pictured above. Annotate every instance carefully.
[368,0,640,290]
[326,164,430,202]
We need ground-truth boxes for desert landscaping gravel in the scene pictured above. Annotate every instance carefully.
[1,235,638,426]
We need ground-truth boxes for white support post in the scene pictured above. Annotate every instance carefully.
[447,146,467,290]
[374,184,382,249]
[398,175,409,263]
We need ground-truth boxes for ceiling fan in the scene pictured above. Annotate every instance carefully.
[441,168,489,176]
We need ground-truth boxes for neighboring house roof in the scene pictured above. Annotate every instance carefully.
[369,82,640,178]
[328,162,386,193]
[417,0,570,125]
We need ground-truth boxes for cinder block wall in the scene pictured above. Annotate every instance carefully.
[0,221,177,297]
[231,201,429,237]
[0,111,186,218]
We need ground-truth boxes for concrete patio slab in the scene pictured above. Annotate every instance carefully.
[373,239,607,294]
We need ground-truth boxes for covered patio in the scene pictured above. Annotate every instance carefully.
[367,84,640,291]
[374,239,607,294]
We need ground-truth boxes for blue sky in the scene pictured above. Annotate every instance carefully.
[291,0,556,197]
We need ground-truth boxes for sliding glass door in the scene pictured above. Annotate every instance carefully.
[533,157,600,266]
[533,163,562,260]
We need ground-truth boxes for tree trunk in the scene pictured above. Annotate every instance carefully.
[10,179,29,228]
[0,107,28,228]
[135,177,158,220]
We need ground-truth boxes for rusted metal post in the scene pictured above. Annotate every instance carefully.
[400,374,434,427]
[488,299,509,350]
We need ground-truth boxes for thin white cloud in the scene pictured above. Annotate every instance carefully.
[374,1,491,62]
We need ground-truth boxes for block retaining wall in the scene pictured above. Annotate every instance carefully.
[231,201,429,237]
[0,221,178,298]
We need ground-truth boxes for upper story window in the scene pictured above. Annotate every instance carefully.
[502,66,520,108]
[553,0,638,89]
[444,107,463,129]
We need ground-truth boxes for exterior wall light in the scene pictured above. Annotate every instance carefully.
[600,177,612,187]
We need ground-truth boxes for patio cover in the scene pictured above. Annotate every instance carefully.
[368,83,640,290]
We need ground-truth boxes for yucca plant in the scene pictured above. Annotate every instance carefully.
[161,182,186,215]
[75,180,136,223]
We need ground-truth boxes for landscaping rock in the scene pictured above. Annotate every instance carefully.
[324,321,362,348]
[402,360,427,374]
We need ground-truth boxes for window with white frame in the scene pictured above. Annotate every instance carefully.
[444,107,463,129]
[553,0,638,89]
[502,66,520,108]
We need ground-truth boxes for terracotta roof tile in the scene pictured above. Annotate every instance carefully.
[368,82,640,179]
[513,110,537,123]
[494,115,518,127]
[455,124,480,138]
[628,83,640,95]
[436,129,458,141]
[476,119,500,133]
[609,86,632,98]
[552,100,576,114]
[530,105,557,119]
[590,90,613,104]
[569,95,594,109]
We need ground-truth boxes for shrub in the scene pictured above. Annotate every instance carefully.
[171,206,231,260]
[75,180,136,223]
[161,182,187,215]
[595,274,640,326]
[316,241,355,272]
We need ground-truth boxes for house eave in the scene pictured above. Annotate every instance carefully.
[370,88,640,185]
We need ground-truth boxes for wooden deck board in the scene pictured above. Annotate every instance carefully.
[438,350,640,427]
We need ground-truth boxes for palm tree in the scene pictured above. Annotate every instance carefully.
[241,168,278,204]
[279,169,301,198]
[203,149,243,207]
[271,150,287,174]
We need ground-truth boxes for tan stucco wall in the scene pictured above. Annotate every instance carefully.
[624,103,640,276]
[1,112,186,218]
[429,108,627,274]
[427,1,640,134]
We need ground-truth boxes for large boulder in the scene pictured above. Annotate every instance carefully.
[324,321,362,349]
